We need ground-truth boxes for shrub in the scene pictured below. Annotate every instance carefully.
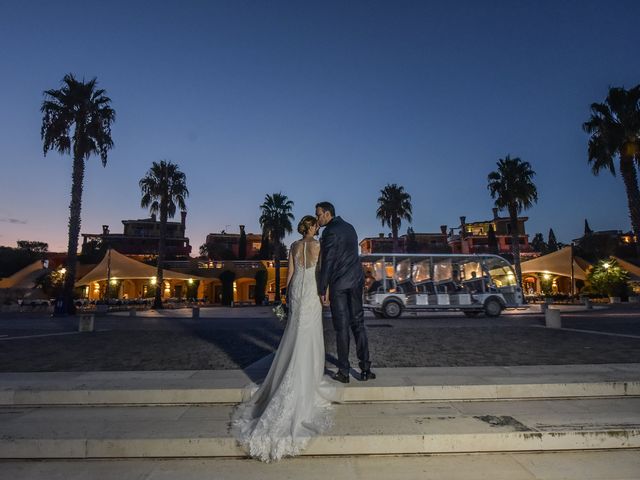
[587,258,630,297]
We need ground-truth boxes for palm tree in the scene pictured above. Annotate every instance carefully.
[139,161,189,309]
[259,193,294,302]
[487,155,538,288]
[583,85,640,241]
[41,74,115,314]
[376,184,413,252]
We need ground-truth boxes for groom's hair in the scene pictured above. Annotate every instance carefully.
[315,202,335,217]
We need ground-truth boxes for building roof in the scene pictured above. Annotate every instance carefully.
[76,249,204,286]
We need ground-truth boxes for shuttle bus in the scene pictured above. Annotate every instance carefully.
[361,253,523,318]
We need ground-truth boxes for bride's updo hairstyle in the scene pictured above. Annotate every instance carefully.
[297,215,317,236]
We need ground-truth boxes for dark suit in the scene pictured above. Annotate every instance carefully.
[318,216,371,375]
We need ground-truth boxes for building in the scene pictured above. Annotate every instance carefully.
[573,229,638,260]
[448,209,535,257]
[204,226,262,260]
[360,226,451,254]
[81,212,192,259]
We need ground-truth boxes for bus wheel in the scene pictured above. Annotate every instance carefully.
[383,300,403,319]
[484,298,502,317]
[373,310,384,318]
[463,311,481,318]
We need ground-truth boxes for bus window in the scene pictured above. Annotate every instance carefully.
[395,259,412,283]
[461,261,481,280]
[483,257,517,287]
[412,259,431,283]
[433,259,452,282]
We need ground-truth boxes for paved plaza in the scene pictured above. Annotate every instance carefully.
[0,304,639,372]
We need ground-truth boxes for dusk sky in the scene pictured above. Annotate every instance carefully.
[1,1,639,252]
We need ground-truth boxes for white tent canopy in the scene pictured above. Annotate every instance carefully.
[613,257,640,281]
[520,246,590,280]
[0,260,47,289]
[76,249,202,286]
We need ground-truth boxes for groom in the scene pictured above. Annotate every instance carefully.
[316,202,375,383]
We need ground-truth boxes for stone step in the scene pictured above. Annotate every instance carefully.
[2,364,639,406]
[1,397,639,458]
[4,451,640,480]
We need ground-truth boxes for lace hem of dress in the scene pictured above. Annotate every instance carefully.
[231,401,334,463]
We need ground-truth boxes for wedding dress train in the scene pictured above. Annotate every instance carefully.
[231,240,338,462]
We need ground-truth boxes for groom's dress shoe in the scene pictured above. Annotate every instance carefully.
[360,369,376,381]
[331,371,350,384]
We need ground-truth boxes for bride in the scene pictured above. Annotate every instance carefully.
[231,215,339,462]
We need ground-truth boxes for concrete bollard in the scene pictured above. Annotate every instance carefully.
[129,309,137,317]
[583,297,593,309]
[540,303,548,313]
[78,314,95,332]
[192,307,200,319]
[629,296,640,303]
[545,308,561,329]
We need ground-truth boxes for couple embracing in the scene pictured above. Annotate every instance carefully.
[231,202,375,462]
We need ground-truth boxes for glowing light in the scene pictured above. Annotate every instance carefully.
[603,262,610,270]
[110,278,117,285]
[150,277,157,285]
[60,268,66,275]
[543,273,551,280]
[188,278,194,285]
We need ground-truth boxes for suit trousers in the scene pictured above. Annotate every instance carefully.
[329,285,371,375]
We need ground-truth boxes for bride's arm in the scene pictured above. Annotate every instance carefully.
[286,243,295,288]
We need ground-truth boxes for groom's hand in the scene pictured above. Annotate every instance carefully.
[320,295,326,304]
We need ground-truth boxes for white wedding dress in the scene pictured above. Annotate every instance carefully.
[231,239,339,462]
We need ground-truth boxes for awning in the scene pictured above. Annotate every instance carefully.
[520,246,591,281]
[76,249,204,286]
[613,257,640,281]
[0,261,48,289]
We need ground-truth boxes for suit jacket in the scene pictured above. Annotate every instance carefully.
[318,216,364,295]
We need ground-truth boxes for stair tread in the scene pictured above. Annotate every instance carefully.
[2,364,639,405]
[2,398,639,440]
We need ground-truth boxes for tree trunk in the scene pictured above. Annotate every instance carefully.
[508,204,523,290]
[392,219,399,253]
[274,237,281,303]
[154,202,167,309]
[619,154,640,239]
[62,148,86,315]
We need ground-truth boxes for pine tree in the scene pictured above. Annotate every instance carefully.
[547,228,559,252]
[531,233,547,253]
[584,219,593,236]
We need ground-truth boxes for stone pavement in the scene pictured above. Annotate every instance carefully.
[1,305,639,371]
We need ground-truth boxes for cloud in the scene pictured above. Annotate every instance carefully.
[0,217,27,224]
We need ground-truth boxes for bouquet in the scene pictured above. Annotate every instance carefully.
[272,301,287,323]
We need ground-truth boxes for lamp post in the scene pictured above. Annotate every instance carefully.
[105,248,112,300]
[570,242,575,298]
